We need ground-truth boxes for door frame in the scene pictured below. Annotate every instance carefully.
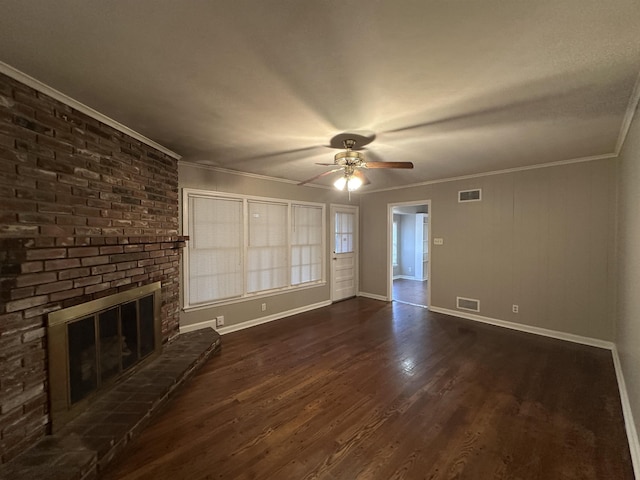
[387,200,431,306]
[330,203,359,302]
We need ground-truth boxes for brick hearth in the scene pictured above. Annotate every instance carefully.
[0,327,221,480]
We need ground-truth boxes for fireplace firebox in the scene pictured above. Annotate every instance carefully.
[47,282,162,431]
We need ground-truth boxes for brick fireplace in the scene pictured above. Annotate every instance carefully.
[0,71,183,463]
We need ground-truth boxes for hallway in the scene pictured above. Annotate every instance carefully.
[393,278,428,307]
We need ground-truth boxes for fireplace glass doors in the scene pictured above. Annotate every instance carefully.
[47,282,162,431]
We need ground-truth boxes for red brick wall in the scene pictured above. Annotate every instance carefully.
[0,72,181,462]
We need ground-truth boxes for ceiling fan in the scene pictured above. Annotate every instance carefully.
[298,138,414,191]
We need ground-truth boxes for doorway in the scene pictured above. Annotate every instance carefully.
[388,201,430,308]
[331,204,359,302]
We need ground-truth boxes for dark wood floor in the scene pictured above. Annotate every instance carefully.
[393,278,428,307]
[100,298,633,480]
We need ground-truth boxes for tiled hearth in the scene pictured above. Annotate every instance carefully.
[0,327,221,480]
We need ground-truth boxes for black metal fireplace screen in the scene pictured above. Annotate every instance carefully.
[47,282,162,431]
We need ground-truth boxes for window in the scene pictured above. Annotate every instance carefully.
[183,189,325,309]
[187,195,243,305]
[247,201,288,293]
[291,204,323,285]
[334,211,354,254]
[392,220,398,266]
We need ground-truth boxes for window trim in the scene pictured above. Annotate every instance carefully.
[182,188,326,311]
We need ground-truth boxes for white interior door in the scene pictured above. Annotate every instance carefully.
[331,205,358,301]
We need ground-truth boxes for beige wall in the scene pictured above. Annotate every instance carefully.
[616,103,640,443]
[361,159,617,341]
[178,163,354,329]
[178,124,639,454]
[179,157,619,341]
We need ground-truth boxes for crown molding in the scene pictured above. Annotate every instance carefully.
[5,56,632,184]
[362,152,618,194]
[180,150,617,195]
[615,68,640,155]
[0,61,181,160]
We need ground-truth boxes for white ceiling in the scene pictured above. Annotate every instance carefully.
[1,1,639,191]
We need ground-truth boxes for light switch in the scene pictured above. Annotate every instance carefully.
[433,238,444,245]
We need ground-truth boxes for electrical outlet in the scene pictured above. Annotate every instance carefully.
[433,238,444,245]
[261,303,267,312]
[512,305,519,314]
[216,315,225,327]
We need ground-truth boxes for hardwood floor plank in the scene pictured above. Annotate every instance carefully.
[393,278,429,307]
[100,298,633,480]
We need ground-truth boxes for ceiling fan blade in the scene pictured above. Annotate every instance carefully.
[365,161,414,169]
[353,169,371,185]
[237,144,328,162]
[315,162,337,166]
[298,168,343,186]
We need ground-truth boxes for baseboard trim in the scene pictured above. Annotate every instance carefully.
[179,300,332,335]
[612,345,640,478]
[428,306,614,350]
[357,291,389,302]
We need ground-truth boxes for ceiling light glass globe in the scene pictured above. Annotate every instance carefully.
[347,176,363,191]
[333,176,347,190]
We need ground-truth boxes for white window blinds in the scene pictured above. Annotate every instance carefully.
[183,189,325,309]
[188,196,243,305]
[247,201,288,293]
[291,204,323,285]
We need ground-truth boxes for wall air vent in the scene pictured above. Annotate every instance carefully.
[456,296,480,312]
[458,189,482,203]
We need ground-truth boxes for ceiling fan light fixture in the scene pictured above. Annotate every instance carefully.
[334,174,362,192]
[298,136,413,189]
[334,150,365,165]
